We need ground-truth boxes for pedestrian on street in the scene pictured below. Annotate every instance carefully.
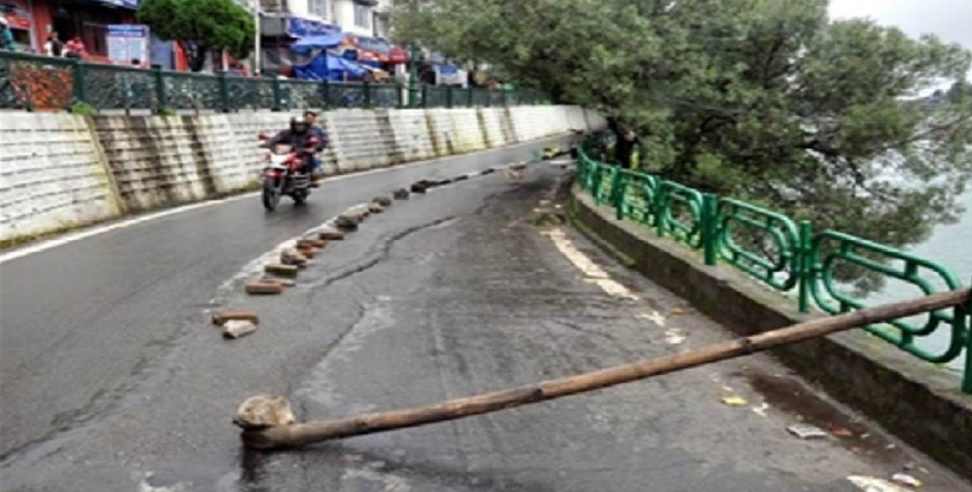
[44,32,63,57]
[0,18,15,52]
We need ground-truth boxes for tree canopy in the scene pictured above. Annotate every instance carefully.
[394,0,972,254]
[138,0,254,72]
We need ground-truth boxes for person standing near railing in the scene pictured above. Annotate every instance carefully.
[44,32,63,57]
[0,18,15,52]
[64,37,87,60]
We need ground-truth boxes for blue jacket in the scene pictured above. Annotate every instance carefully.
[0,27,15,51]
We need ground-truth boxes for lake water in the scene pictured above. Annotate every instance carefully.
[868,190,971,373]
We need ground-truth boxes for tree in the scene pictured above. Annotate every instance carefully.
[394,0,972,261]
[138,0,254,72]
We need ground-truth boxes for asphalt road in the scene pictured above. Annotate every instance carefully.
[1,139,969,491]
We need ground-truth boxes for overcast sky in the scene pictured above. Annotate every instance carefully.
[829,0,972,80]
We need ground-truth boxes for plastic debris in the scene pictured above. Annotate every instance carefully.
[847,476,911,492]
[752,403,770,417]
[722,395,748,407]
[891,474,922,488]
[787,423,828,439]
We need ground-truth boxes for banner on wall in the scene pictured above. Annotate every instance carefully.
[107,25,150,65]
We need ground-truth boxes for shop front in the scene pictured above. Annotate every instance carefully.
[1,0,37,51]
[30,0,140,63]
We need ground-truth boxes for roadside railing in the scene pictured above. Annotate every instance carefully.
[576,139,972,394]
[0,51,550,112]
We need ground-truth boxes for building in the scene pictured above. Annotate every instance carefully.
[257,0,405,77]
[3,0,140,62]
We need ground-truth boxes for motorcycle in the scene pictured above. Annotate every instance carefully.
[257,134,320,212]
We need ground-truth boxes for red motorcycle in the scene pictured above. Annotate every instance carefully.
[258,134,320,212]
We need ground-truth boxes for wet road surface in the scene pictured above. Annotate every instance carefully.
[2,141,970,491]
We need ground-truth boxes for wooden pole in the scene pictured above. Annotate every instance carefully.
[242,289,970,449]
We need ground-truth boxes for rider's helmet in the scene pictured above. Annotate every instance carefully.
[290,118,309,135]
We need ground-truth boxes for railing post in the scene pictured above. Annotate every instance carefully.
[702,193,719,266]
[446,86,453,108]
[502,89,508,107]
[611,172,628,220]
[654,182,667,238]
[397,83,405,109]
[71,59,87,106]
[272,77,283,111]
[467,87,474,107]
[421,84,428,108]
[218,71,231,112]
[363,80,372,108]
[153,67,167,113]
[798,220,813,313]
[321,78,330,109]
[963,277,972,394]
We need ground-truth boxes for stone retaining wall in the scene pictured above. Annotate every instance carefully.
[1,105,593,243]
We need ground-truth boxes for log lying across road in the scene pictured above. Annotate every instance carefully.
[241,289,970,450]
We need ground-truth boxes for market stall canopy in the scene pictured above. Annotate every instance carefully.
[293,51,368,81]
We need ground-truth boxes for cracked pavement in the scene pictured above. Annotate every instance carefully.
[2,139,970,491]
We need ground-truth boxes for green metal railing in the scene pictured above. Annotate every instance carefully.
[576,139,972,394]
[0,51,549,112]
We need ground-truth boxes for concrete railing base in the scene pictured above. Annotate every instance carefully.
[568,184,972,480]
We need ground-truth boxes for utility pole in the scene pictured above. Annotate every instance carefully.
[253,0,262,76]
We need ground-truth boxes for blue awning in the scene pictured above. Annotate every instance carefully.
[93,0,139,9]
[290,32,345,55]
[287,17,341,38]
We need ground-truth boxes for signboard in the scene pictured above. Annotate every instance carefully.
[107,25,150,65]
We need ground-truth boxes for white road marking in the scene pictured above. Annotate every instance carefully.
[638,310,667,327]
[543,227,638,300]
[0,137,564,265]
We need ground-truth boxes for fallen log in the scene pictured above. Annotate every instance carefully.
[240,289,969,450]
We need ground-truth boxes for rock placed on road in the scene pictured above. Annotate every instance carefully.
[318,228,345,241]
[368,202,385,214]
[335,215,359,231]
[265,263,299,278]
[234,395,296,430]
[280,249,309,268]
[211,309,260,326]
[245,280,286,296]
[372,196,393,207]
[392,188,410,200]
[222,320,258,339]
[410,182,428,194]
[297,239,327,249]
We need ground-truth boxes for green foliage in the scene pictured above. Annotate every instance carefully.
[394,0,972,254]
[137,0,254,72]
[69,101,97,116]
[157,107,176,117]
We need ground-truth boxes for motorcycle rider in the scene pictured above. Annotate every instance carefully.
[303,110,328,183]
[267,117,319,175]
